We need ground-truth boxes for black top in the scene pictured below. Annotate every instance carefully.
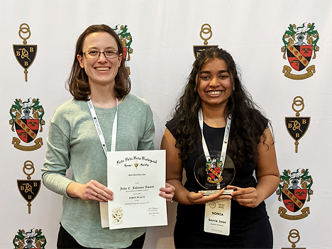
[166,116,272,248]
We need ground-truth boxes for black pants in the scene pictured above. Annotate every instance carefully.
[57,224,146,249]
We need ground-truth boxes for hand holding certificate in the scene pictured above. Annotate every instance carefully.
[103,150,167,230]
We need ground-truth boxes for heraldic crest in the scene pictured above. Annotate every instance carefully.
[9,98,45,151]
[282,22,319,80]
[276,168,313,220]
[13,229,46,249]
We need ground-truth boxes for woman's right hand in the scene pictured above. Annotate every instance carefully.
[66,180,114,202]
[187,189,232,204]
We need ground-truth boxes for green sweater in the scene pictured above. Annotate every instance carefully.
[42,94,155,248]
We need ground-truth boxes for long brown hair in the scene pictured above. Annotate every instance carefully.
[67,24,131,100]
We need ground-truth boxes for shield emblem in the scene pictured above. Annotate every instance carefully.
[287,45,313,71]
[207,166,221,180]
[285,117,310,141]
[13,45,37,70]
[282,188,307,212]
[206,159,223,184]
[15,119,39,143]
[17,180,41,203]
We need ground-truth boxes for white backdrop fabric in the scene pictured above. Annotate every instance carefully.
[1,1,332,248]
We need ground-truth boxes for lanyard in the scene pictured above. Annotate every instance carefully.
[198,109,231,188]
[87,98,118,156]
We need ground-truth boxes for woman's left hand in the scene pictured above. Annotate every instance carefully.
[159,183,175,202]
[227,185,260,208]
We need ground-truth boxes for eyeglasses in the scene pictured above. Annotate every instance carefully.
[83,50,119,60]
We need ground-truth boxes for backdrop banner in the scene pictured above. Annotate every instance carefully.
[1,1,331,248]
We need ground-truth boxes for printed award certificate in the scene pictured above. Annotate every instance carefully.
[105,150,167,229]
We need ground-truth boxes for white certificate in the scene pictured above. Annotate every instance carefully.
[104,150,167,230]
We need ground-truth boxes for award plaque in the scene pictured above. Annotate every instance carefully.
[194,150,235,195]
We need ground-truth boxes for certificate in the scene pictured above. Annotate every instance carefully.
[103,150,167,229]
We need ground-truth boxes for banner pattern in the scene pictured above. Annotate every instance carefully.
[1,1,332,248]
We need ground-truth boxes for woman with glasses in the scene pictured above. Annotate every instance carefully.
[161,48,279,248]
[42,24,174,249]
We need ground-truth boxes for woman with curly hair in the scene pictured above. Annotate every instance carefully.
[161,47,279,248]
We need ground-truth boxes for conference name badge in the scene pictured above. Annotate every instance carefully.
[204,199,231,236]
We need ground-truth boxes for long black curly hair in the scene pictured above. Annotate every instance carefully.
[171,47,268,166]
